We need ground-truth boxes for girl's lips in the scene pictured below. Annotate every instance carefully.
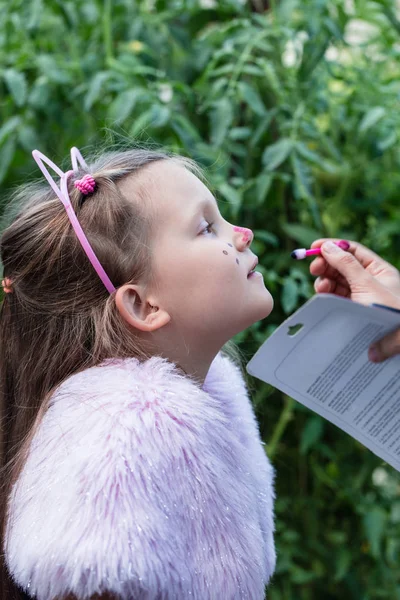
[247,257,258,276]
[247,270,262,279]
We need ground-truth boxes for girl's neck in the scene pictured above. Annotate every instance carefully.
[143,326,224,386]
[166,349,215,387]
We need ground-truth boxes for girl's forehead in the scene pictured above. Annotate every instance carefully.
[150,160,205,193]
[143,161,210,216]
[119,160,212,231]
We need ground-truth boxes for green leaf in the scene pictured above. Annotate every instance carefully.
[0,117,21,146]
[363,507,387,558]
[255,172,273,205]
[18,125,39,151]
[242,65,265,76]
[193,142,227,169]
[334,548,352,582]
[210,98,234,147]
[253,229,279,246]
[359,107,386,133]
[129,109,155,138]
[210,65,235,78]
[4,69,27,107]
[218,182,242,216]
[36,55,71,84]
[377,130,397,152]
[108,88,141,123]
[281,223,321,247]
[260,61,281,97]
[237,81,267,116]
[149,104,170,128]
[28,77,50,109]
[262,138,294,171]
[27,0,44,30]
[281,277,298,314]
[0,137,16,184]
[317,159,346,176]
[292,154,313,201]
[290,565,317,584]
[295,141,321,165]
[84,71,112,111]
[300,416,324,454]
[171,114,202,147]
[249,110,274,149]
[229,127,251,141]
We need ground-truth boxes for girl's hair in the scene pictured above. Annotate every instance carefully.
[0,147,199,599]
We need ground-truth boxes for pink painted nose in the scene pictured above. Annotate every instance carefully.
[233,226,253,248]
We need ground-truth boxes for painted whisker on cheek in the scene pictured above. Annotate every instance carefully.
[236,259,240,265]
[227,243,233,247]
[223,250,228,255]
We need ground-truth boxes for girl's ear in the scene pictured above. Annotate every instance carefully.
[115,284,171,332]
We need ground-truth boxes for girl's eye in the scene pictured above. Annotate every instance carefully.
[200,222,214,235]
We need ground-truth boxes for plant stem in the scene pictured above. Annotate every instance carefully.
[103,0,114,63]
[267,395,294,459]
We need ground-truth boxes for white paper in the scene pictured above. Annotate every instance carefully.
[246,294,400,471]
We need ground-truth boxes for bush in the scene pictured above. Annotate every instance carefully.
[1,0,400,597]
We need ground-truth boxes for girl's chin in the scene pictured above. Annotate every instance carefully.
[237,298,274,334]
[256,292,274,319]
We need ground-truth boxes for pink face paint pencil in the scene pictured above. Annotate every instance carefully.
[291,240,350,260]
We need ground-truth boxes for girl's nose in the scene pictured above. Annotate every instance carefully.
[233,226,254,250]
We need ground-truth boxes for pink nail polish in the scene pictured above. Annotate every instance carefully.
[337,240,350,251]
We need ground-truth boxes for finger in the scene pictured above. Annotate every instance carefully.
[310,256,328,277]
[312,261,350,287]
[310,256,348,282]
[314,276,350,297]
[319,241,373,287]
[368,329,400,362]
[314,276,333,293]
[312,238,393,272]
[333,281,351,298]
[311,238,354,251]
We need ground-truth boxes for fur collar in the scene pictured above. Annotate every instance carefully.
[6,353,275,599]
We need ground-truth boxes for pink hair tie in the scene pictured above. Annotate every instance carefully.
[74,174,96,195]
[2,278,13,294]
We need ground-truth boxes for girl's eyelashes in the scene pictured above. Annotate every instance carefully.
[200,221,214,235]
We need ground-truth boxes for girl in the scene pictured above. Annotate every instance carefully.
[0,147,276,600]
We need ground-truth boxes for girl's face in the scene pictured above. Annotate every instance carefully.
[144,161,273,350]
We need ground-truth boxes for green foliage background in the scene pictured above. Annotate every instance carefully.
[2,0,400,597]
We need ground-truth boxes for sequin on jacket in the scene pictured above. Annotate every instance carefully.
[5,353,276,600]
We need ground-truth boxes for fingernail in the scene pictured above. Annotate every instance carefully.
[368,345,381,363]
[337,240,350,251]
[322,241,340,253]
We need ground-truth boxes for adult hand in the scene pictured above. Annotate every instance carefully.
[310,238,400,305]
[309,238,400,363]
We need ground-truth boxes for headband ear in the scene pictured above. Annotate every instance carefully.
[32,150,69,208]
[70,147,89,173]
[32,148,116,294]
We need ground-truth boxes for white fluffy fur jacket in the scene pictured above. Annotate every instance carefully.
[5,352,276,600]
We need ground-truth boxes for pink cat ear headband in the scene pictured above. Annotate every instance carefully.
[31,148,116,294]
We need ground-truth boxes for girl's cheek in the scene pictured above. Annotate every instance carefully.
[221,246,240,266]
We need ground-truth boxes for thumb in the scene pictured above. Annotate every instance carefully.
[369,329,400,363]
[321,241,368,286]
